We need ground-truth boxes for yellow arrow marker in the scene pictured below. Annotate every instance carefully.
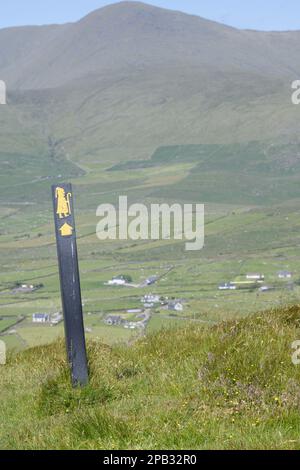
[59,223,74,237]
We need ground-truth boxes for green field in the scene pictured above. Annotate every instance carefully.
[1,141,300,351]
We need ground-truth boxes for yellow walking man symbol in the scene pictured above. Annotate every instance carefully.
[55,187,72,219]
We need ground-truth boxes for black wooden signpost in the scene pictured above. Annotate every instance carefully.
[52,183,89,387]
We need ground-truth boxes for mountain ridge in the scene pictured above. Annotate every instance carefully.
[1,1,300,167]
[1,1,300,91]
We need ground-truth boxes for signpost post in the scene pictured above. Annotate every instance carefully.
[52,183,88,387]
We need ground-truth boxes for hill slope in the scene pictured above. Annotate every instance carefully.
[1,305,300,450]
[1,1,300,165]
[2,1,300,90]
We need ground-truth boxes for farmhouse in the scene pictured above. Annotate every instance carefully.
[108,274,132,286]
[218,283,236,291]
[50,313,63,325]
[146,276,158,286]
[124,322,137,330]
[168,301,184,312]
[13,283,43,294]
[108,277,126,286]
[141,294,160,304]
[246,273,265,281]
[105,315,122,326]
[259,286,273,292]
[278,271,292,279]
[32,313,50,324]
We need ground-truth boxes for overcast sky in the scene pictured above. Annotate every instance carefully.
[0,0,299,31]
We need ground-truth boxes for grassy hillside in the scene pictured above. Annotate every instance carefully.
[1,304,300,450]
[110,142,300,204]
[1,139,300,352]
[1,5,300,432]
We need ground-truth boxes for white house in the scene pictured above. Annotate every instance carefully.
[259,286,272,292]
[108,278,126,286]
[50,313,63,325]
[246,273,265,281]
[168,301,184,312]
[218,283,237,291]
[32,313,50,324]
[105,315,122,326]
[278,271,292,279]
[141,294,160,304]
[146,276,158,286]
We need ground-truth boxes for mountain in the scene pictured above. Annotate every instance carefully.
[0,1,300,167]
[2,1,300,90]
